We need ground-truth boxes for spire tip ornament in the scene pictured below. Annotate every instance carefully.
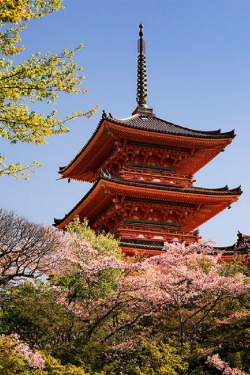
[132,24,154,116]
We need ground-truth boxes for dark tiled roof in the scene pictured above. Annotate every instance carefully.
[213,246,250,255]
[59,112,235,173]
[120,239,164,250]
[120,239,250,255]
[214,232,250,255]
[100,171,243,196]
[104,112,235,139]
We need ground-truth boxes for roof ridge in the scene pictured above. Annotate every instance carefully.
[104,113,235,138]
[100,172,242,195]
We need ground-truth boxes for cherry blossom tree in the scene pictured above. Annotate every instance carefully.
[0,213,249,373]
[0,333,45,372]
[140,241,250,344]
[51,232,144,343]
[51,234,249,348]
[0,333,88,374]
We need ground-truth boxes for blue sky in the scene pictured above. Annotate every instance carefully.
[1,0,250,246]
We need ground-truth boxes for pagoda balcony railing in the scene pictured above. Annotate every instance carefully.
[118,166,193,187]
[110,220,199,243]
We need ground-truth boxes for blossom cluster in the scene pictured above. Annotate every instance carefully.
[14,342,45,369]
[0,334,45,370]
[207,354,249,375]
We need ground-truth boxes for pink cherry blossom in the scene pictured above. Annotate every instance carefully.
[0,334,46,370]
[207,354,249,375]
[53,236,249,345]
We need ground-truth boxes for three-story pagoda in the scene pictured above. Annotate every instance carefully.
[54,25,242,255]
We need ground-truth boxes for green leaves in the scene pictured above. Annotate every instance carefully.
[66,217,122,259]
[0,1,98,179]
[0,156,42,179]
[0,0,64,56]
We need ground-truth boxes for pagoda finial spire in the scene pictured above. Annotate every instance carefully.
[137,24,147,108]
[132,24,154,116]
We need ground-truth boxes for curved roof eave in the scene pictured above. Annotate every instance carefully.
[54,174,242,228]
[59,112,235,176]
[99,172,242,196]
[107,113,235,138]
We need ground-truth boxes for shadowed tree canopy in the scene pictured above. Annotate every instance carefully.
[0,0,97,179]
[0,208,64,285]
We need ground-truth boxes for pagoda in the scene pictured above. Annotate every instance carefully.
[54,24,242,256]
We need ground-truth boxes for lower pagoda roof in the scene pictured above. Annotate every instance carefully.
[119,238,250,263]
[54,172,242,231]
[120,238,165,250]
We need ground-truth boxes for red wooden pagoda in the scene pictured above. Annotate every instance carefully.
[54,25,242,256]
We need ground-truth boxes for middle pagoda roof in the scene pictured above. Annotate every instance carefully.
[59,111,235,182]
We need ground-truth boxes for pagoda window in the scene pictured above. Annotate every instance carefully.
[126,163,176,173]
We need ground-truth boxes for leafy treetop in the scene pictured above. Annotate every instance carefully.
[0,0,98,179]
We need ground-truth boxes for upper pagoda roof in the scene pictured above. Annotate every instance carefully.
[59,112,235,181]
[101,112,235,139]
[58,24,236,181]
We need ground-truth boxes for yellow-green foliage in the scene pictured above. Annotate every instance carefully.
[42,354,88,375]
[66,216,122,259]
[0,0,64,56]
[97,341,189,375]
[0,334,89,374]
[0,0,98,179]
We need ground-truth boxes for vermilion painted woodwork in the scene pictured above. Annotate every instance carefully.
[55,169,241,253]
[59,118,234,182]
[55,24,244,257]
